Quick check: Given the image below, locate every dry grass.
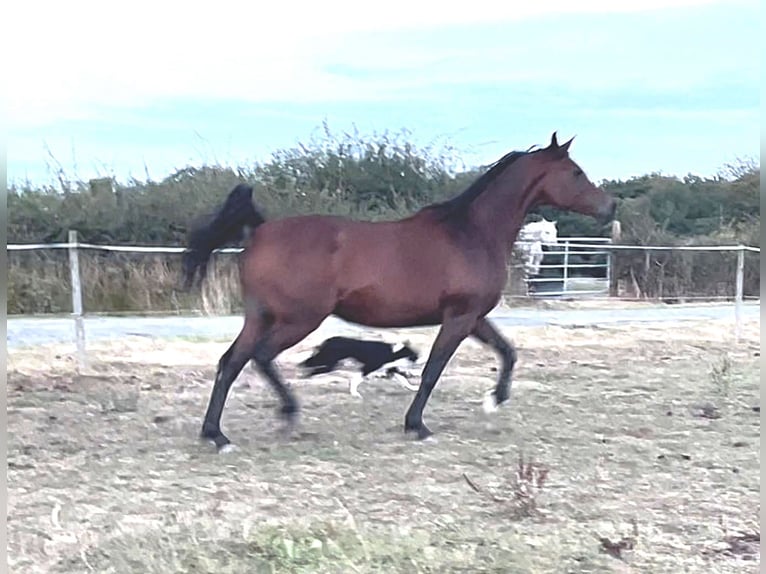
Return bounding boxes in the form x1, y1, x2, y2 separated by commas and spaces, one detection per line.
7, 251, 243, 316
7, 315, 761, 573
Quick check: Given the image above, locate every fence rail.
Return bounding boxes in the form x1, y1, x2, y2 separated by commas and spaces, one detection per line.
7, 234, 760, 370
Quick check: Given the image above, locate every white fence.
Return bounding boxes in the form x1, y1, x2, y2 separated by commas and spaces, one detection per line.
514, 237, 612, 297
7, 233, 760, 369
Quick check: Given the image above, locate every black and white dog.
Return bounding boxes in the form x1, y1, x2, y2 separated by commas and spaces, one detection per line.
299, 336, 420, 397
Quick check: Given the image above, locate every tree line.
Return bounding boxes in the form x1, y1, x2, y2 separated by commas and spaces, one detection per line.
7, 126, 760, 313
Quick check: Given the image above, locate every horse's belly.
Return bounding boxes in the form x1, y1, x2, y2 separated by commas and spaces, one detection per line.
333, 286, 443, 328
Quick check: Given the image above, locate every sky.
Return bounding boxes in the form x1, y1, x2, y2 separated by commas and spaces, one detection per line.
6, 0, 760, 187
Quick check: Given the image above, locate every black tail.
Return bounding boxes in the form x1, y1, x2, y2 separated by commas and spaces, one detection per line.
181, 184, 266, 290
298, 353, 322, 368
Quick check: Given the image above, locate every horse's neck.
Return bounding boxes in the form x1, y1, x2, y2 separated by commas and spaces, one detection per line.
469, 168, 543, 255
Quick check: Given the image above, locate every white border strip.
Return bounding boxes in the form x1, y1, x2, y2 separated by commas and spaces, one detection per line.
6, 241, 760, 254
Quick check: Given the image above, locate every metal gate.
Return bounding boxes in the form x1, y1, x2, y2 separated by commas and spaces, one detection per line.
520, 237, 612, 298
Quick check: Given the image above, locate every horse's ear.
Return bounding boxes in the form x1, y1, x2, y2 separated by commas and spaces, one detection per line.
549, 131, 559, 149
561, 136, 575, 153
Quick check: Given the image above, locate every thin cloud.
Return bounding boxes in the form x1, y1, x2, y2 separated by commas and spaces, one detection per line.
6, 0, 757, 184
7, 0, 742, 126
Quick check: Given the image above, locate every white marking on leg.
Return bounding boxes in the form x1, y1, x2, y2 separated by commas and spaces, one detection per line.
482, 390, 499, 414
393, 372, 419, 392
50, 503, 62, 529
349, 373, 365, 398
218, 443, 238, 454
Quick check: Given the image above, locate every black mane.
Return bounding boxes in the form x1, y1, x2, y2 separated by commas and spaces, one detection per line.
424, 149, 530, 222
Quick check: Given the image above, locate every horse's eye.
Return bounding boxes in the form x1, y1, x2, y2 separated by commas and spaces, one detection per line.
574, 168, 583, 177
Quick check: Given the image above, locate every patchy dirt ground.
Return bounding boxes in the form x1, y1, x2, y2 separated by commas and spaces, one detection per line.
7, 314, 761, 573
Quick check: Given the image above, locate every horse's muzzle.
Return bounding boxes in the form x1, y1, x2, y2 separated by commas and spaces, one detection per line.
597, 197, 617, 225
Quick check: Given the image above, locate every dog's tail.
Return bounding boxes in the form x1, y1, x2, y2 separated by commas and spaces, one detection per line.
181, 184, 266, 290
298, 352, 321, 368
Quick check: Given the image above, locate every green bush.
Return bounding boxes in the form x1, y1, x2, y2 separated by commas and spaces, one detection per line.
7, 124, 760, 313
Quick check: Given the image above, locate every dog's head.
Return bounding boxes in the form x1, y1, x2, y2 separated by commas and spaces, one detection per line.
393, 340, 419, 363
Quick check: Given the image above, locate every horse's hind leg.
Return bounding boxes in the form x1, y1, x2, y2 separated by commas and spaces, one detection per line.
201, 320, 262, 450
251, 316, 327, 430
471, 317, 517, 413
201, 313, 323, 451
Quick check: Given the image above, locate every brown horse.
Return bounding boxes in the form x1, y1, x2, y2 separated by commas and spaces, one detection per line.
183, 132, 616, 451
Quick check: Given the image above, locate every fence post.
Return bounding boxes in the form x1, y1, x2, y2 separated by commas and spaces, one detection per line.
562, 241, 570, 296
68, 230, 87, 371
734, 245, 744, 344
608, 220, 621, 297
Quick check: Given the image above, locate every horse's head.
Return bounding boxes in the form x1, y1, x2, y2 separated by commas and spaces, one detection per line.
531, 133, 616, 224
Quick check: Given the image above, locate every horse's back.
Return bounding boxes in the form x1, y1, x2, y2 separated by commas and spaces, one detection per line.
240, 212, 503, 326
331, 216, 503, 326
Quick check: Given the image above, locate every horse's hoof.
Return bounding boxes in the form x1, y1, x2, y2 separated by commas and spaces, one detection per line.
405, 424, 433, 441
482, 390, 499, 414
278, 403, 299, 422
218, 443, 238, 455
200, 427, 221, 444
278, 422, 300, 440
277, 405, 299, 437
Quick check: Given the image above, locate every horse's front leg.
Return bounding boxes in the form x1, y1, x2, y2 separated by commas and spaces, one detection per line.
471, 317, 517, 412
404, 311, 478, 440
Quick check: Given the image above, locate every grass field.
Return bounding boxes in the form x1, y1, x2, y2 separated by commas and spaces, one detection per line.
7, 314, 761, 573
